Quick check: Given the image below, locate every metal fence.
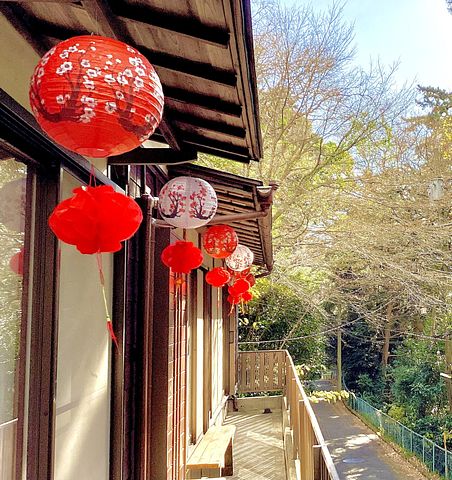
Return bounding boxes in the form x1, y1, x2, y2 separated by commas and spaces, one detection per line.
344, 389, 452, 479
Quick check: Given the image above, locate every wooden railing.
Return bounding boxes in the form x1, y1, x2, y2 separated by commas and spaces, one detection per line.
237, 350, 286, 393
237, 350, 339, 480
0, 418, 17, 480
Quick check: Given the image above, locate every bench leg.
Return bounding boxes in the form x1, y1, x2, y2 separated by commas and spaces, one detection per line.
221, 440, 233, 476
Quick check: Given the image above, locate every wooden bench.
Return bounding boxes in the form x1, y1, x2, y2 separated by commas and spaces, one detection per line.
186, 425, 236, 478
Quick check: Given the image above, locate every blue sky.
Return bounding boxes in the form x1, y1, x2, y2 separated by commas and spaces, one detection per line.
281, 0, 452, 90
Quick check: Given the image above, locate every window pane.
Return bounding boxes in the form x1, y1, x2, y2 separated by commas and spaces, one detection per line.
54, 172, 113, 480
0, 156, 27, 480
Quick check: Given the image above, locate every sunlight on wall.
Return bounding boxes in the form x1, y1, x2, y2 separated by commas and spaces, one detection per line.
54, 172, 112, 480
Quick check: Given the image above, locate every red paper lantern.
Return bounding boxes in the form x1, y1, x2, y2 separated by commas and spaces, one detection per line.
206, 267, 231, 287
30, 35, 164, 157
229, 278, 250, 296
227, 294, 241, 305
245, 273, 256, 288
49, 185, 143, 254
242, 291, 253, 302
202, 225, 238, 259
9, 248, 24, 275
161, 241, 203, 274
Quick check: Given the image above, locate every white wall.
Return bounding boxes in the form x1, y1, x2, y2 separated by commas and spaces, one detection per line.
54, 172, 113, 480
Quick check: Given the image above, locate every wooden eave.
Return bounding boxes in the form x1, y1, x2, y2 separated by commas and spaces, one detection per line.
0, 0, 263, 164
168, 163, 273, 273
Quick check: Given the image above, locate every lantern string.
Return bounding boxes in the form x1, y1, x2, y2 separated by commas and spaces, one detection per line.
96, 252, 119, 350
89, 162, 97, 187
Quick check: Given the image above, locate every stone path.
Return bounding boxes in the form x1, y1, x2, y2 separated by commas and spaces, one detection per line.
312, 380, 425, 479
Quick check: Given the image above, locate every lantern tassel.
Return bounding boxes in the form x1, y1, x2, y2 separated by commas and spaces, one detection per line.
96, 253, 119, 350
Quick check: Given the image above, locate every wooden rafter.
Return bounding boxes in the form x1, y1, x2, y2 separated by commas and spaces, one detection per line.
79, 0, 183, 151
164, 86, 242, 118
108, 147, 197, 166
105, 3, 230, 48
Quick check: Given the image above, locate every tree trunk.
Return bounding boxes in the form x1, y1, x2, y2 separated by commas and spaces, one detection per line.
337, 327, 342, 391
446, 336, 452, 413
382, 301, 394, 375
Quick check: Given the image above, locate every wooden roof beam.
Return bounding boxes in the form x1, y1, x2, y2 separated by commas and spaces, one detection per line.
164, 87, 242, 118
111, 3, 230, 48
80, 0, 183, 151
108, 147, 197, 166
0, 3, 52, 56
171, 111, 246, 139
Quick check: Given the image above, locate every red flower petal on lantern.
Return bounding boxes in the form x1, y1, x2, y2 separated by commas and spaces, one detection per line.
202, 225, 238, 259
229, 278, 250, 296
161, 240, 203, 274
49, 185, 143, 254
206, 267, 231, 287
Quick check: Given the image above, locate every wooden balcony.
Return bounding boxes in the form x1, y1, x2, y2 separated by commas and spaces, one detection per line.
233, 350, 339, 480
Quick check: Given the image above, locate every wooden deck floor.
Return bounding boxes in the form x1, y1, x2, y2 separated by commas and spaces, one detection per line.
222, 409, 287, 480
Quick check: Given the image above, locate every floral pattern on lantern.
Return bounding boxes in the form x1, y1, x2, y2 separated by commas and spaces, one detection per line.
202, 224, 238, 259
49, 185, 143, 254
206, 267, 231, 287
161, 241, 203, 274
158, 176, 217, 229
225, 244, 254, 272
30, 35, 164, 157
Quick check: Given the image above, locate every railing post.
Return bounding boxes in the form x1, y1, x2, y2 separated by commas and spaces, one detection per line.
313, 445, 321, 480
291, 378, 299, 460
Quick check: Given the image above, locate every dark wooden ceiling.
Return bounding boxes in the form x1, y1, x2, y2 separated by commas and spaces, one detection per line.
168, 163, 273, 272
0, 0, 263, 164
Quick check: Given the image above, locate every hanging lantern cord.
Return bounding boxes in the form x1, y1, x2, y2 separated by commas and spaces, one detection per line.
96, 252, 119, 350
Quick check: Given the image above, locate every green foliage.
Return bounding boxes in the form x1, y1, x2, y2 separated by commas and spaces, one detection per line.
239, 278, 327, 378
308, 390, 349, 404
390, 340, 447, 419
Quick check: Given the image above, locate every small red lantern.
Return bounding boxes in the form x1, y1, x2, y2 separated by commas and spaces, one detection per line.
245, 273, 256, 288
227, 294, 241, 305
30, 35, 164, 157
229, 278, 250, 296
206, 267, 231, 287
9, 248, 24, 275
202, 225, 238, 259
161, 241, 203, 274
49, 185, 143, 254
242, 291, 253, 302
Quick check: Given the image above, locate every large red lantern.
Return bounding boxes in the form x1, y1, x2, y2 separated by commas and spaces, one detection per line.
158, 177, 217, 229
49, 185, 143, 254
161, 241, 203, 274
30, 35, 164, 157
227, 294, 241, 305
202, 225, 238, 259
206, 267, 231, 287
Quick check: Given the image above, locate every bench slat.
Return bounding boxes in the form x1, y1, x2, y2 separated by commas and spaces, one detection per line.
187, 425, 236, 469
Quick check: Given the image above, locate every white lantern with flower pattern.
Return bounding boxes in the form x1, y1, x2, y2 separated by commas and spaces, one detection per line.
225, 244, 254, 272
158, 176, 217, 229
